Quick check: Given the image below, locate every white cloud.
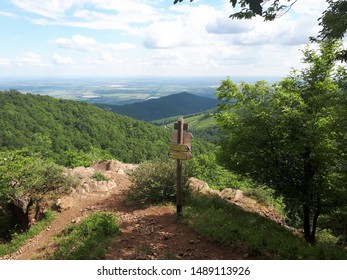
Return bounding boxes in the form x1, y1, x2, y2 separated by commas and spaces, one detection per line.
0, 11, 18, 18
51, 34, 97, 52
206, 17, 253, 34
16, 52, 47, 67
11, 0, 75, 19
5, 0, 334, 77
52, 53, 74, 65
12, 0, 163, 32
92, 0, 160, 23
50, 34, 136, 52
143, 4, 220, 49
0, 58, 11, 66
152, 49, 181, 60
143, 21, 186, 49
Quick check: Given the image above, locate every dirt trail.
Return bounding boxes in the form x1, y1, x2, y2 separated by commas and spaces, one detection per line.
1, 162, 247, 260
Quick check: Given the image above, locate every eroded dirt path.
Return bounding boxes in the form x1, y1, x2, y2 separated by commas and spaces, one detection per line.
1, 162, 246, 260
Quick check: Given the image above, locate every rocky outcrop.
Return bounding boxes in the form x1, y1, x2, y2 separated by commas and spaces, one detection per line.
187, 178, 218, 195
57, 160, 138, 211
8, 196, 32, 231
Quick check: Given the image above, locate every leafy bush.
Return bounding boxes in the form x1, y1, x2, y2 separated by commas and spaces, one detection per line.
0, 149, 75, 204
0, 149, 77, 231
62, 148, 112, 168
126, 159, 191, 206
188, 152, 283, 211
49, 212, 120, 260
90, 172, 110, 182
188, 152, 250, 190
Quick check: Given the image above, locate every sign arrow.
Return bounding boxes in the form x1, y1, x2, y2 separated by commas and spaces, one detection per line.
170, 143, 190, 152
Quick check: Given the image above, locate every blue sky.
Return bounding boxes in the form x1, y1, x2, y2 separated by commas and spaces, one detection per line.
0, 0, 337, 77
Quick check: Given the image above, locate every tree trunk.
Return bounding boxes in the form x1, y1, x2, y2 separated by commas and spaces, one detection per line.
302, 204, 312, 243
311, 207, 320, 244
302, 147, 316, 244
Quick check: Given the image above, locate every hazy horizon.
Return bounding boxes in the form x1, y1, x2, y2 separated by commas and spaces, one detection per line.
0, 75, 282, 105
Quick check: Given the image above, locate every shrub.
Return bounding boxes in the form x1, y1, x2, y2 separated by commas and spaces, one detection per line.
125, 159, 191, 205
0, 149, 77, 231
188, 152, 250, 190
188, 152, 284, 212
90, 172, 110, 182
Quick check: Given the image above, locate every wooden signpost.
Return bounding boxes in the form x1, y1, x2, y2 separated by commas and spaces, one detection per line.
169, 117, 192, 216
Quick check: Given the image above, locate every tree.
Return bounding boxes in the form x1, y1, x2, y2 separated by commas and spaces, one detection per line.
0, 150, 75, 231
215, 40, 347, 243
317, 0, 347, 61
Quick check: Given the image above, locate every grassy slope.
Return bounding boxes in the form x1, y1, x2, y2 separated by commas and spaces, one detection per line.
152, 110, 219, 144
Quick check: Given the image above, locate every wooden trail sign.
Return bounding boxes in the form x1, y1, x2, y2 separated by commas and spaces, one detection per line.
171, 132, 193, 146
169, 117, 192, 216
170, 143, 190, 152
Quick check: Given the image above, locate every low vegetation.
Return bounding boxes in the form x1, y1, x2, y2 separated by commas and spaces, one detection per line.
90, 172, 110, 182
49, 212, 120, 260
125, 159, 191, 206
126, 158, 347, 259
185, 194, 347, 260
189, 152, 283, 212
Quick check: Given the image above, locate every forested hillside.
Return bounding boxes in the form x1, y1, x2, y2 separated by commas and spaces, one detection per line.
96, 92, 218, 121
0, 90, 211, 166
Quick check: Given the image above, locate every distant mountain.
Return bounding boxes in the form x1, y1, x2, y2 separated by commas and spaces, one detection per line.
96, 92, 219, 121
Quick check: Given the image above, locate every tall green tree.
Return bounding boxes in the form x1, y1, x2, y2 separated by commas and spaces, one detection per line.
215, 40, 347, 243
317, 0, 347, 61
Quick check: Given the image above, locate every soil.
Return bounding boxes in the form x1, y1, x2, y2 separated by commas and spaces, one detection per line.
0, 163, 249, 260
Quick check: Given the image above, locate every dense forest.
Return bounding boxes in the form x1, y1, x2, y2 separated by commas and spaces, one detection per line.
0, 90, 212, 167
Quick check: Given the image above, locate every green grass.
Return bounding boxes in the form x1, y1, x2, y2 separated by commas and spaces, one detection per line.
151, 110, 215, 125
185, 194, 347, 260
0, 210, 55, 257
49, 212, 120, 260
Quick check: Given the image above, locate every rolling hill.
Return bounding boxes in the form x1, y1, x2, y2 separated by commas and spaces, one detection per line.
96, 92, 219, 121
0, 90, 213, 166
